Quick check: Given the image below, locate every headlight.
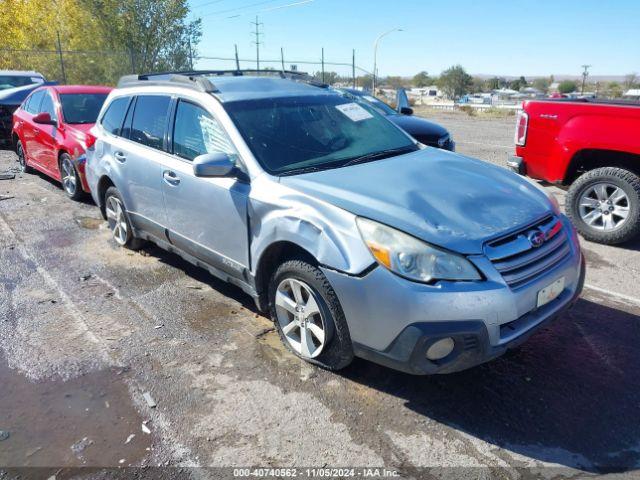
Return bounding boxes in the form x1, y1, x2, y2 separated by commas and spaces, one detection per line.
356, 218, 481, 283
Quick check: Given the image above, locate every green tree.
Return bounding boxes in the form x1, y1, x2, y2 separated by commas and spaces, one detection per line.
486, 77, 501, 90
624, 73, 638, 89
384, 76, 405, 89
558, 80, 578, 94
412, 71, 431, 87
437, 65, 473, 99
532, 77, 550, 93
510, 75, 528, 91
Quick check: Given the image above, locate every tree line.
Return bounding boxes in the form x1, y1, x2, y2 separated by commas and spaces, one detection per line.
0, 0, 201, 85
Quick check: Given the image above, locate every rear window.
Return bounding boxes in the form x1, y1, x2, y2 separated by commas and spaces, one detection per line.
101, 97, 130, 135
130, 95, 171, 150
60, 93, 109, 124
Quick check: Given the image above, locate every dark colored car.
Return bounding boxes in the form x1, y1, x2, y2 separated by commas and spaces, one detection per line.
0, 70, 50, 148
335, 87, 455, 151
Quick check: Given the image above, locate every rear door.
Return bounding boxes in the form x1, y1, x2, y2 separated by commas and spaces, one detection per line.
159, 98, 250, 276
115, 94, 171, 238
21, 89, 45, 164
36, 90, 60, 175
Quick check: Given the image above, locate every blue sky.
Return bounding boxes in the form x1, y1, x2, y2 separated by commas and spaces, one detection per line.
188, 0, 639, 78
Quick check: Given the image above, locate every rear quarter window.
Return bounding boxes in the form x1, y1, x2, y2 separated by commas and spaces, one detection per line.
100, 96, 130, 135
130, 95, 171, 150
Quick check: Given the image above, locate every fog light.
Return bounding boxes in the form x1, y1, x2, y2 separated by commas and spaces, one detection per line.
426, 338, 455, 360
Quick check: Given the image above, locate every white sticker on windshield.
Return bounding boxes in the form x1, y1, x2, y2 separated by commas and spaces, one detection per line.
335, 102, 373, 122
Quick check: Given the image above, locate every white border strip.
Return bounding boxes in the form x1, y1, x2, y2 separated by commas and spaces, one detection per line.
584, 283, 640, 307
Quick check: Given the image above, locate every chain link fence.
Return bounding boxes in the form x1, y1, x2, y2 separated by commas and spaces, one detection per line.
0, 47, 372, 87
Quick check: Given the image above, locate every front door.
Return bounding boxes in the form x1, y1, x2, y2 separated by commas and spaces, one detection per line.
160, 99, 250, 277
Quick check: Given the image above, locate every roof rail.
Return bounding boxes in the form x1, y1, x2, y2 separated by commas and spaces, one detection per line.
117, 73, 218, 93
124, 69, 329, 88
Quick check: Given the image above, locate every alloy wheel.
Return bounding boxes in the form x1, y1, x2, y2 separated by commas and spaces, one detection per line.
61, 157, 77, 196
275, 278, 326, 359
105, 196, 128, 246
579, 182, 630, 231
17, 143, 26, 171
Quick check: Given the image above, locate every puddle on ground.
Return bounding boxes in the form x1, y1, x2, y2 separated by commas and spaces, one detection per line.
0, 358, 151, 468
74, 216, 103, 230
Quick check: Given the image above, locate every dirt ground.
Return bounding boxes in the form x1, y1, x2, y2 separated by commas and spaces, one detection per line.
1, 111, 639, 479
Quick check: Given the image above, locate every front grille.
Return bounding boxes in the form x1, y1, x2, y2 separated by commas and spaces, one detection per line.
485, 215, 571, 289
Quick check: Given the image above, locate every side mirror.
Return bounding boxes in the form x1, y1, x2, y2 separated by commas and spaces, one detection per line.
193, 152, 237, 178
399, 107, 414, 116
33, 112, 57, 126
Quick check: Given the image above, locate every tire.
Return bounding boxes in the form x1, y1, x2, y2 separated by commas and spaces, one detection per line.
104, 186, 145, 250
268, 259, 354, 371
566, 167, 640, 245
16, 140, 33, 174
59, 153, 84, 201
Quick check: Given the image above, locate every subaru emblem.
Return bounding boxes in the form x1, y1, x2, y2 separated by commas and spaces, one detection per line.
527, 230, 546, 248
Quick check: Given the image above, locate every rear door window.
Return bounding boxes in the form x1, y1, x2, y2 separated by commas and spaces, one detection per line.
25, 90, 45, 115
100, 96, 130, 136
130, 95, 171, 150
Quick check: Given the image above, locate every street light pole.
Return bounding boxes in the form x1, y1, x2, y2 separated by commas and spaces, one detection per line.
372, 27, 402, 95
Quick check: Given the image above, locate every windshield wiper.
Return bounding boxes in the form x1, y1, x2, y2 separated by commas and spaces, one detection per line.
340, 146, 418, 168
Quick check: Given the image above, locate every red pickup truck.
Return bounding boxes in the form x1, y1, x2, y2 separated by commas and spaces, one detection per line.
509, 99, 640, 244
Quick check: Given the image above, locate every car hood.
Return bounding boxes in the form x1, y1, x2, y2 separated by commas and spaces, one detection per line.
280, 149, 553, 254
389, 114, 449, 142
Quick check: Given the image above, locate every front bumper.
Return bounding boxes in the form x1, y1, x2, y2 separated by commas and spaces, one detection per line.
507, 155, 526, 175
321, 218, 584, 374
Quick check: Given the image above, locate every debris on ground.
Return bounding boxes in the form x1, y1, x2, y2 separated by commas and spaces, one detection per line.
141, 422, 151, 435
70, 437, 93, 456
187, 285, 203, 290
0, 195, 14, 201
0, 430, 10, 441
0, 173, 15, 180
143, 392, 157, 408
154, 324, 164, 329
79, 274, 93, 281
125, 434, 135, 444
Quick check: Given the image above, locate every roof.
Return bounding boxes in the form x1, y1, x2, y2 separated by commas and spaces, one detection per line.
624, 89, 640, 97
209, 76, 334, 103
52, 85, 113, 94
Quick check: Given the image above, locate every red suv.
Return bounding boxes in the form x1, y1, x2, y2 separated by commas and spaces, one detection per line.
12, 85, 112, 200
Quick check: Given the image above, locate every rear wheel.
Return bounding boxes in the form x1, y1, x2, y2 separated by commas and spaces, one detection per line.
16, 140, 33, 174
566, 167, 640, 244
269, 259, 353, 371
104, 187, 145, 250
60, 153, 84, 200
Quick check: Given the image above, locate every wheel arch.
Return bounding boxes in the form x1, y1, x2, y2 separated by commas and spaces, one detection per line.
96, 175, 116, 219
253, 241, 318, 312
564, 149, 640, 184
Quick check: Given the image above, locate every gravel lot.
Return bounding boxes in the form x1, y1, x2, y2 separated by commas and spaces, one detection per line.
1, 112, 639, 479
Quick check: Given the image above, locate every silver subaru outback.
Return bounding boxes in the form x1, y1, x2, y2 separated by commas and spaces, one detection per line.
86, 71, 584, 374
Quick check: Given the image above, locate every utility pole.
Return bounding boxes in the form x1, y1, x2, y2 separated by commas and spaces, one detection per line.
352, 49, 356, 88
56, 30, 67, 84
281, 47, 285, 72
581, 64, 591, 95
188, 37, 193, 71
234, 44, 240, 71
250, 16, 263, 71
321, 48, 325, 83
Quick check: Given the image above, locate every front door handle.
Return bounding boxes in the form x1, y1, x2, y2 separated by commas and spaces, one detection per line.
163, 170, 180, 186
114, 151, 127, 163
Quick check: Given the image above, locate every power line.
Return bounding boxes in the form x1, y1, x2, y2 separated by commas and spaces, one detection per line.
199, 0, 280, 18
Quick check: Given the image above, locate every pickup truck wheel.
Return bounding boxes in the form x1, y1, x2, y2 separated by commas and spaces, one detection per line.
269, 259, 354, 371
566, 167, 640, 244
104, 187, 145, 250
16, 141, 33, 174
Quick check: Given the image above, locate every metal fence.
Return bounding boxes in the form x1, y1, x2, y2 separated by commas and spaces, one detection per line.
0, 46, 372, 87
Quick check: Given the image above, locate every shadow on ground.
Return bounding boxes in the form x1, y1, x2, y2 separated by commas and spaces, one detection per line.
340, 298, 640, 474
133, 242, 640, 474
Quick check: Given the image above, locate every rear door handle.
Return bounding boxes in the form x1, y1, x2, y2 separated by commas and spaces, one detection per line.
163, 170, 180, 186
114, 151, 126, 163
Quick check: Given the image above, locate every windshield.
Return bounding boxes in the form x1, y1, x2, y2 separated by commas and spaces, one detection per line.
60, 93, 109, 124
343, 91, 398, 116
0, 75, 43, 91
225, 95, 417, 175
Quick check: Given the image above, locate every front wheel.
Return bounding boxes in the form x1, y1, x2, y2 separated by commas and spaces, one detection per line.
269, 259, 353, 371
566, 167, 640, 244
104, 187, 145, 250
